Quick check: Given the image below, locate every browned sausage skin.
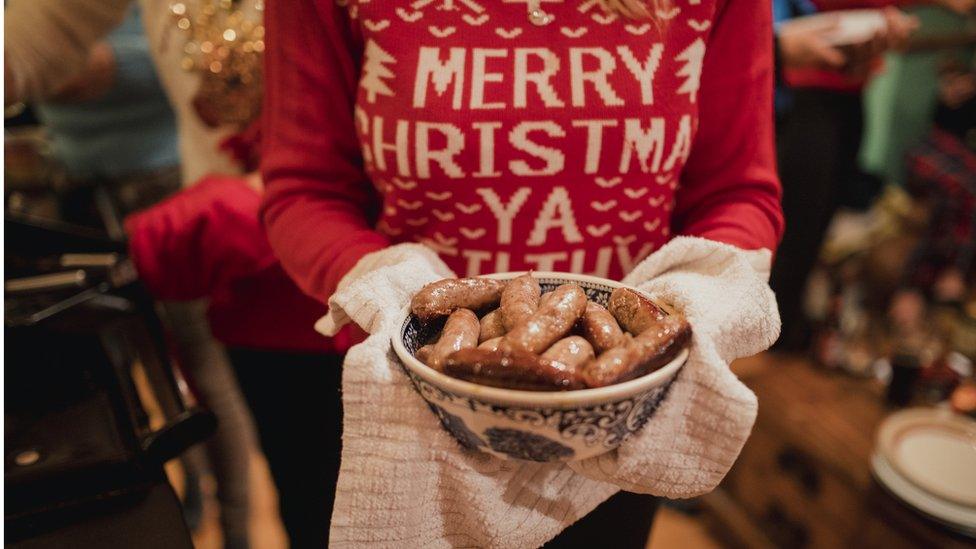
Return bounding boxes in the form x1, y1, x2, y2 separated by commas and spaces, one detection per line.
443, 348, 585, 391
410, 278, 507, 321
581, 313, 692, 387
542, 336, 595, 369
607, 287, 667, 335
413, 277, 692, 391
500, 273, 541, 331
500, 284, 587, 354
426, 309, 480, 370
538, 290, 557, 310
479, 309, 506, 342
478, 337, 503, 351
415, 344, 434, 364
579, 301, 627, 353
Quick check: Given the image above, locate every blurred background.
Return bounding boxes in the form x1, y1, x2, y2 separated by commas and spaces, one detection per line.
4, 1, 975, 548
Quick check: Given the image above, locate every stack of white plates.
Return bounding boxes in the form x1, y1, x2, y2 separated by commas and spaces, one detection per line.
871, 408, 976, 537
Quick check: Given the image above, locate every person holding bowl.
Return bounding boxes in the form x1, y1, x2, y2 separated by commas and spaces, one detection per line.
261, 0, 784, 546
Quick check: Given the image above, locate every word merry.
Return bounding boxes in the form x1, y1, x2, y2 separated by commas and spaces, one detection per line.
404, 44, 704, 110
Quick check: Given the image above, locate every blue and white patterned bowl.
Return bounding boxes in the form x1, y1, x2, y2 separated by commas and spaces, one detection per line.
392, 272, 689, 462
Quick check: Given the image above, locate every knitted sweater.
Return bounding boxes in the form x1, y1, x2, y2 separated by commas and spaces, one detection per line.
261, 0, 784, 302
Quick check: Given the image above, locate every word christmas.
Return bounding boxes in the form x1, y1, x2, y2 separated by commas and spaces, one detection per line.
356, 43, 703, 180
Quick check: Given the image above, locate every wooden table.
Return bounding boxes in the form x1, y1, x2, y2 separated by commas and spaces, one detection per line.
699, 353, 975, 549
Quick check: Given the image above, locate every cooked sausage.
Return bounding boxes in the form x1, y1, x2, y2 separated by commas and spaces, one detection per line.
579, 301, 627, 353
500, 284, 588, 354
581, 314, 692, 388
427, 309, 480, 370
415, 344, 435, 364
607, 287, 667, 335
479, 309, 506, 342
500, 273, 541, 331
542, 336, 595, 370
411, 278, 507, 321
538, 290, 557, 309
443, 348, 585, 391
478, 336, 503, 351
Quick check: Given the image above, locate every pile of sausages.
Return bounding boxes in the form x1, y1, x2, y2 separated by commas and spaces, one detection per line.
410, 274, 692, 391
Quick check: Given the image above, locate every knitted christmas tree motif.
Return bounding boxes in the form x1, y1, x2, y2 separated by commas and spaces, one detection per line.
361, 39, 397, 103
674, 38, 705, 103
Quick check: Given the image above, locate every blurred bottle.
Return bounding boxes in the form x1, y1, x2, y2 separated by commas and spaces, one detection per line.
887, 351, 921, 406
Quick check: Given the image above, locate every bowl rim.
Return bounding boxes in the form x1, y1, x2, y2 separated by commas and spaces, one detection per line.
392, 271, 689, 408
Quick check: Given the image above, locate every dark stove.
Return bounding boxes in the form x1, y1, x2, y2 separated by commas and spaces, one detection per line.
5, 215, 215, 548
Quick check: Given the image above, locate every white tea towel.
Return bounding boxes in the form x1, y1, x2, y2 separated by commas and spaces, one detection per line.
318, 237, 780, 547
315, 244, 454, 336
570, 237, 779, 496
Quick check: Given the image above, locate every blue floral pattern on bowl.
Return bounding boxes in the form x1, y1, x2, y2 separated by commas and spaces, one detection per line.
426, 403, 486, 451
484, 427, 574, 462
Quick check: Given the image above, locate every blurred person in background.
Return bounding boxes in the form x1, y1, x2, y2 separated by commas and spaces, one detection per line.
5, 0, 246, 183
891, 56, 976, 342
6, 1, 348, 545
5, 2, 262, 547
123, 160, 352, 548
769, 0, 930, 350
20, 6, 227, 536
31, 5, 181, 229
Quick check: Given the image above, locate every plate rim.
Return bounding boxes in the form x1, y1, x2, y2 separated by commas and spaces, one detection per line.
871, 453, 976, 536
876, 407, 976, 508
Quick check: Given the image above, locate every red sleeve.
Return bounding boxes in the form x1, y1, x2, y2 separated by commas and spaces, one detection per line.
259, 0, 390, 304
671, 0, 784, 253
126, 176, 276, 301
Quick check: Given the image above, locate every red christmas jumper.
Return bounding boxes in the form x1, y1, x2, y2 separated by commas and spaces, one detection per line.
261, 0, 785, 304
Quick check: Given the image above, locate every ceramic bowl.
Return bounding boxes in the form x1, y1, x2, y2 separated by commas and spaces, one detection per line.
392, 272, 689, 462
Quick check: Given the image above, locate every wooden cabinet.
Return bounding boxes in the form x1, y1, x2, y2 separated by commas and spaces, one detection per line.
700, 355, 975, 549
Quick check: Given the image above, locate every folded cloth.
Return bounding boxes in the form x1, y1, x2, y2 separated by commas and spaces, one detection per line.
318, 237, 780, 547
570, 237, 779, 496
